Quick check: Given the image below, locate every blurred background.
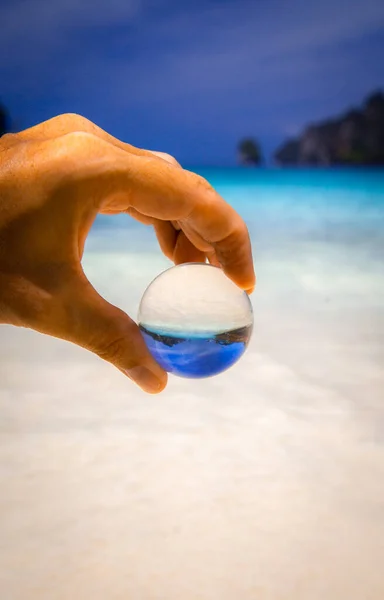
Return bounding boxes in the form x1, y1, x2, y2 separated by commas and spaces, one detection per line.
1, 0, 383, 165
1, 2, 384, 600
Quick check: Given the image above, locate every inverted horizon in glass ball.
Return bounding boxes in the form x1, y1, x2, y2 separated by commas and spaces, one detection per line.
138, 263, 253, 379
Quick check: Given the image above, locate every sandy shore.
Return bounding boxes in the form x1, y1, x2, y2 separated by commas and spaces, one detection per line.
1, 229, 384, 599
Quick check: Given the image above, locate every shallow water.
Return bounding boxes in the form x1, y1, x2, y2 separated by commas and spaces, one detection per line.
1, 168, 384, 600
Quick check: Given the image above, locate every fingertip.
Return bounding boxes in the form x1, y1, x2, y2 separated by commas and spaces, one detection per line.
150, 369, 168, 394
213, 227, 256, 296
224, 268, 256, 295
124, 365, 168, 394
245, 272, 257, 295
149, 376, 168, 395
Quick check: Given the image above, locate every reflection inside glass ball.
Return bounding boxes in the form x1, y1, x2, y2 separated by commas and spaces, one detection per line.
138, 263, 253, 379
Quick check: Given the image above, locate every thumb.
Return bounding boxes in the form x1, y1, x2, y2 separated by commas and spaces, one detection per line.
61, 278, 167, 394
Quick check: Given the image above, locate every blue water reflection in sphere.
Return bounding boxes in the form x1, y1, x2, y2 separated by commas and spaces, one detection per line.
138, 263, 253, 379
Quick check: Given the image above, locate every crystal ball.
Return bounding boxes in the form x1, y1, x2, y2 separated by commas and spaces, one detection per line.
138, 263, 253, 379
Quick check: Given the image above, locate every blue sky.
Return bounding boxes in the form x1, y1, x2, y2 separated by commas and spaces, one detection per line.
1, 0, 384, 165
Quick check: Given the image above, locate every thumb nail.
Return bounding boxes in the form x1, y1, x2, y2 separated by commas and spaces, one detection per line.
124, 366, 165, 394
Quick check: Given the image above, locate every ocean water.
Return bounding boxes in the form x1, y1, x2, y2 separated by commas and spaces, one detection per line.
92, 167, 384, 248
1, 168, 384, 600
139, 325, 252, 378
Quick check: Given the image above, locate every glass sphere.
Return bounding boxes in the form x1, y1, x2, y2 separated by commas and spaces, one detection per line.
138, 263, 253, 379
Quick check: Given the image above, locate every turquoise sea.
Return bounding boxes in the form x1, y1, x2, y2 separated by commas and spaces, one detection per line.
91, 167, 384, 255
1, 168, 384, 599
88, 166, 384, 321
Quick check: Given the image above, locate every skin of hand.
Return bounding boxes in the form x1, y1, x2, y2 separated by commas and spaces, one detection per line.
0, 114, 256, 394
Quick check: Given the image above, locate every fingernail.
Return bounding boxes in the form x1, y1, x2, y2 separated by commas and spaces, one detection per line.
125, 366, 165, 394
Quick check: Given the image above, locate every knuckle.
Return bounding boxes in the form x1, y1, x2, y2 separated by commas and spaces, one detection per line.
49, 112, 90, 130
159, 152, 180, 167
216, 221, 247, 252
96, 336, 128, 364
61, 130, 98, 148
95, 318, 139, 367
235, 220, 249, 242
191, 173, 215, 194
233, 218, 248, 237
40, 131, 101, 165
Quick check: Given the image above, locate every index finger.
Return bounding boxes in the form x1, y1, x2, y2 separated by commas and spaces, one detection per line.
55, 134, 255, 292
119, 155, 256, 292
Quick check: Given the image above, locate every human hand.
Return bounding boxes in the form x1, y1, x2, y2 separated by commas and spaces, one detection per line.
0, 114, 255, 393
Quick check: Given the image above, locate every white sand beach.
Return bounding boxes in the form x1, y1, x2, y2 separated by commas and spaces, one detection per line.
1, 198, 384, 599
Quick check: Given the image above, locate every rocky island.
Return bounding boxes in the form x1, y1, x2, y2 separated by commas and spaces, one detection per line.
237, 138, 262, 166
275, 91, 384, 166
